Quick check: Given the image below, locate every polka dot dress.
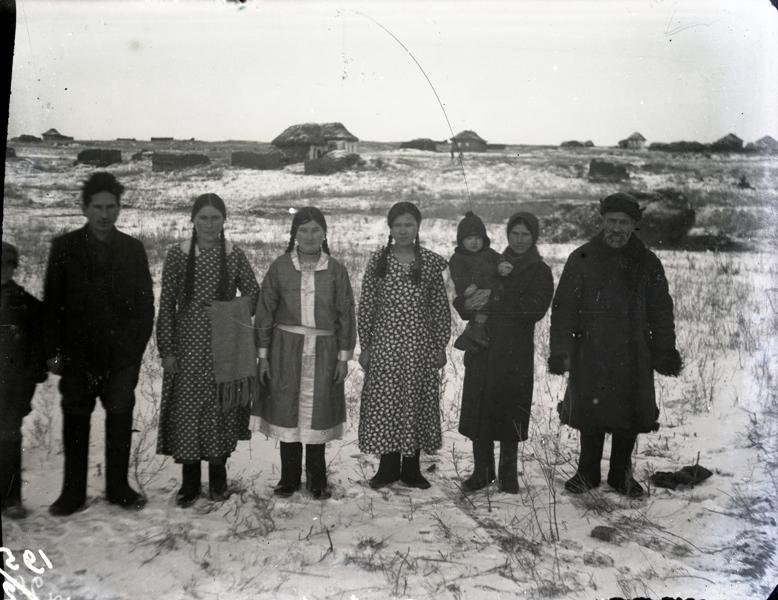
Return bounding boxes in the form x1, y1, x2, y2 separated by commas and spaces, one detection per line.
156, 243, 259, 462
357, 247, 450, 455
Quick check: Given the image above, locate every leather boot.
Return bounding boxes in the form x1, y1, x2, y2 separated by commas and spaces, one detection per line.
1, 437, 27, 519
401, 450, 430, 489
50, 413, 91, 516
565, 431, 605, 494
369, 452, 401, 489
462, 439, 495, 492
176, 462, 201, 507
208, 457, 229, 501
105, 411, 146, 510
305, 444, 331, 500
607, 434, 644, 498
274, 442, 302, 497
498, 441, 519, 494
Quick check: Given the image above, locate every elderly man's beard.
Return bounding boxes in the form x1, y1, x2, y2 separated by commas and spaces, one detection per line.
604, 230, 631, 248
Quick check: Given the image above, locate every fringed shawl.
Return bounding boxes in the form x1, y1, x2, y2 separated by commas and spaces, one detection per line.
208, 296, 258, 412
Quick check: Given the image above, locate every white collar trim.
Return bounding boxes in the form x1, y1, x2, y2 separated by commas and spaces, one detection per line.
290, 251, 330, 272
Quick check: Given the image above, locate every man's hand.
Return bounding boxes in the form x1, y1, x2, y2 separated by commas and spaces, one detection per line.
46, 355, 64, 376
547, 354, 570, 375
162, 356, 178, 373
497, 261, 514, 276
333, 360, 348, 384
258, 357, 270, 385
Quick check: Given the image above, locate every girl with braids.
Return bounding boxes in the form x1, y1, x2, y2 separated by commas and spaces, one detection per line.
252, 207, 356, 500
357, 202, 450, 490
156, 194, 259, 507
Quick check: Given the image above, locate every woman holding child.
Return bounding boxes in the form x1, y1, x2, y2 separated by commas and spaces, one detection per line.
452, 211, 553, 494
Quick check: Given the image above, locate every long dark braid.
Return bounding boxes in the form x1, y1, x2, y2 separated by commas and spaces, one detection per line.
375, 233, 393, 278
217, 230, 230, 301
322, 237, 331, 255
183, 227, 198, 306
410, 234, 422, 284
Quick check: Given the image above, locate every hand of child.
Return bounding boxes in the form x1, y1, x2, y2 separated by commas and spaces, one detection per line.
463, 283, 478, 297
498, 261, 513, 276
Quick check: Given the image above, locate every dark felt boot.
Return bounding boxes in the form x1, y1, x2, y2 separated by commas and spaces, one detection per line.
305, 444, 331, 500
401, 450, 430, 489
498, 441, 519, 494
565, 432, 605, 494
208, 457, 229, 501
105, 411, 146, 510
462, 439, 495, 492
369, 452, 401, 489
1, 438, 27, 519
274, 442, 302, 497
176, 462, 201, 507
50, 413, 91, 516
607, 434, 644, 498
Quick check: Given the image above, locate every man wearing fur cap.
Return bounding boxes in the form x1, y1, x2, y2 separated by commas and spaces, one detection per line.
548, 192, 682, 498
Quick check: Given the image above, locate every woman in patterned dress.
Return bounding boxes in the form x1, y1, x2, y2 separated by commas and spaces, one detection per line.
156, 194, 259, 507
358, 202, 451, 490
252, 207, 356, 500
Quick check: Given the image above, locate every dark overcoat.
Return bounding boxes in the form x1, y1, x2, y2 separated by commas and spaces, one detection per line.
43, 225, 155, 371
454, 250, 553, 442
550, 232, 677, 434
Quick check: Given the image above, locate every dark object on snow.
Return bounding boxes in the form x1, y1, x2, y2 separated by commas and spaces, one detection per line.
304, 150, 362, 175
710, 133, 744, 153
152, 152, 210, 171
630, 189, 696, 248
588, 158, 629, 182
590, 525, 621, 543
736, 175, 754, 190
6, 146, 16, 159
400, 138, 438, 152
231, 150, 283, 170
77, 149, 122, 167
649, 464, 713, 490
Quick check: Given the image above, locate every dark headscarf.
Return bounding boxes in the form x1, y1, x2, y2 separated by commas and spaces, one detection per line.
506, 211, 540, 244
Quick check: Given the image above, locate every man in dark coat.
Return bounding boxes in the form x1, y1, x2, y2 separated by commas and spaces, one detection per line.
44, 172, 154, 515
1, 242, 47, 519
548, 193, 682, 498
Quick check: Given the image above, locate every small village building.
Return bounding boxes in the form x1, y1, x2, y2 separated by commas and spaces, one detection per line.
399, 138, 438, 152
618, 132, 646, 150
41, 128, 74, 142
272, 123, 359, 163
710, 133, 743, 152
753, 135, 778, 154
451, 130, 487, 152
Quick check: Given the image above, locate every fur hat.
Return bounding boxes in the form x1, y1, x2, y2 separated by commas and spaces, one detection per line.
457, 211, 490, 248
506, 212, 540, 244
600, 192, 643, 222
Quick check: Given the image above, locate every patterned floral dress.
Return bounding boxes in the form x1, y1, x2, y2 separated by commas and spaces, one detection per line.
358, 247, 451, 455
156, 241, 259, 462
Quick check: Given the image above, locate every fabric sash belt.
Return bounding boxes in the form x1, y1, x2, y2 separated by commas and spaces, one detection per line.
276, 324, 334, 337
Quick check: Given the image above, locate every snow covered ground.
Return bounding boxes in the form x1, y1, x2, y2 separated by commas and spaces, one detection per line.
2, 149, 777, 599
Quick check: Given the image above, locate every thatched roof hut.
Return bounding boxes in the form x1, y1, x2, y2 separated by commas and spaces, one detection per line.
399, 138, 438, 152
618, 132, 646, 149
272, 123, 359, 162
710, 133, 743, 152
41, 128, 74, 142
451, 130, 487, 152
753, 135, 778, 154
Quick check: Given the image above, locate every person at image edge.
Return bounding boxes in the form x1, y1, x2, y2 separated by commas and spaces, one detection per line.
549, 192, 683, 498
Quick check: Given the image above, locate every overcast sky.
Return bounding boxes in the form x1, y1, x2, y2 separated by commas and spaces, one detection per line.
7, 0, 778, 145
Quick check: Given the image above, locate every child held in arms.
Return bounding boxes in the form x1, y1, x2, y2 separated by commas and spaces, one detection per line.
0, 241, 47, 519
448, 212, 514, 352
